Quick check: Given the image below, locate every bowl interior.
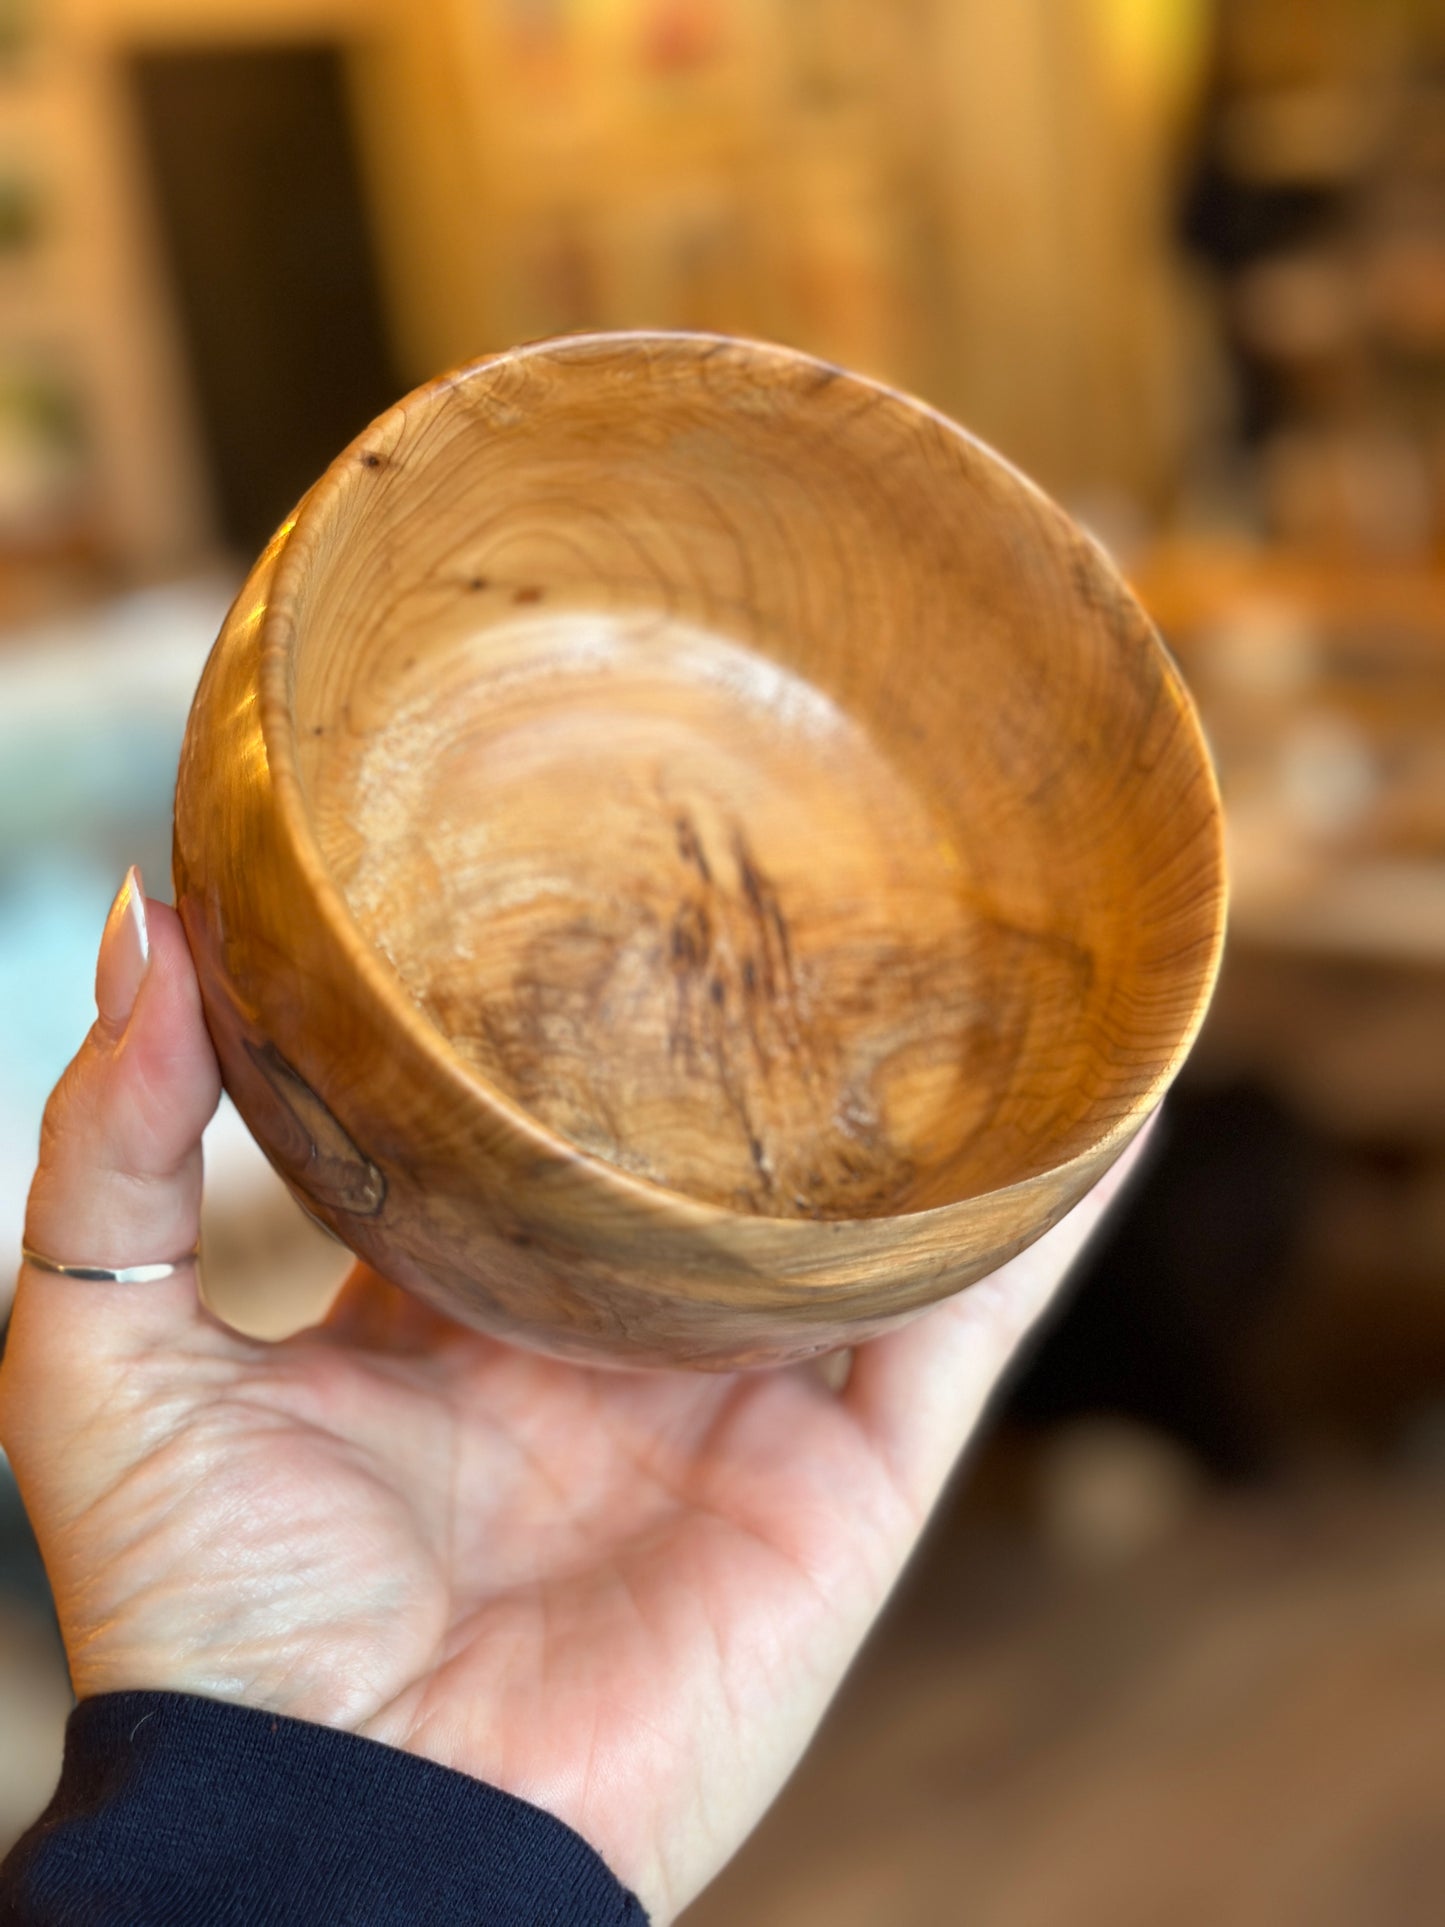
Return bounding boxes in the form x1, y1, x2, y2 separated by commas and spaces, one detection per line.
281, 336, 1223, 1221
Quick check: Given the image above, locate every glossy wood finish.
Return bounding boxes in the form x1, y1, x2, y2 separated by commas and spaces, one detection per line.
173, 333, 1226, 1369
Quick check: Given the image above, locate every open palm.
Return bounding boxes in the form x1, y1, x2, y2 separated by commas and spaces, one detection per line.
0, 883, 1142, 1922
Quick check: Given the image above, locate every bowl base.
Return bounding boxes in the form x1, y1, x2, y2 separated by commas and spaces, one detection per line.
314, 604, 996, 1220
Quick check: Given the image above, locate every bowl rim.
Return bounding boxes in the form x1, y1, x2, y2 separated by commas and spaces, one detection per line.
256, 329, 1228, 1233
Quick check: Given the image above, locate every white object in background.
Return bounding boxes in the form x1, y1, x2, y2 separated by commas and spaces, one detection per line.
0, 577, 236, 1313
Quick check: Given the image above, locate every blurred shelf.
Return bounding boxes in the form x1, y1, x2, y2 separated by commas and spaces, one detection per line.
1134, 541, 1445, 973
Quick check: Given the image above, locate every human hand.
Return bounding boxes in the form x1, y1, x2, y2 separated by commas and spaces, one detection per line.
0, 872, 1148, 1923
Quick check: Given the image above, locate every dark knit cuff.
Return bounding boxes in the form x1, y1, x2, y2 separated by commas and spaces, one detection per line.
1, 1691, 647, 1925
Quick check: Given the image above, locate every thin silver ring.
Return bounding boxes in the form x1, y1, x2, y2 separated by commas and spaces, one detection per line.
21, 1242, 200, 1285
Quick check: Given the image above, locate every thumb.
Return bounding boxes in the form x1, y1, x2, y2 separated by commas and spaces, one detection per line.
6, 867, 223, 1379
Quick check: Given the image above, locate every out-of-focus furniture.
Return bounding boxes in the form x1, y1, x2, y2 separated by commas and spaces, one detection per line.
8, 0, 1219, 592
1136, 542, 1445, 971
0, 1, 215, 588
1135, 540, 1445, 1444
1187, 0, 1445, 564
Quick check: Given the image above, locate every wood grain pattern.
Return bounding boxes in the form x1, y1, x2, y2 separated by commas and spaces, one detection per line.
173, 332, 1226, 1368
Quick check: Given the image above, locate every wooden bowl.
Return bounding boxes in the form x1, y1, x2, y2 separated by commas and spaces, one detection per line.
174, 333, 1226, 1370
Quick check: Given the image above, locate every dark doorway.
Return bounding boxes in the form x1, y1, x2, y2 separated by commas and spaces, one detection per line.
128, 42, 401, 555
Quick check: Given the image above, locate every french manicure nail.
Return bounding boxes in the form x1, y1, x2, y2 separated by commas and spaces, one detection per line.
96, 865, 151, 1028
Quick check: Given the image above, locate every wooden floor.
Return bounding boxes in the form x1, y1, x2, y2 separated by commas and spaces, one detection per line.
682, 1462, 1445, 1927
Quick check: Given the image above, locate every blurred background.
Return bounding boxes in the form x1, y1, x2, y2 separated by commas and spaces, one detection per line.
2, 0, 1445, 1917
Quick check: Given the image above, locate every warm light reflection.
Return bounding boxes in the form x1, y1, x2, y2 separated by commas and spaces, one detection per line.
258, 519, 297, 568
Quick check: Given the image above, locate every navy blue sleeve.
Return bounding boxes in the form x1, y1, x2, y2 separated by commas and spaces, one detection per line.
0, 1692, 648, 1925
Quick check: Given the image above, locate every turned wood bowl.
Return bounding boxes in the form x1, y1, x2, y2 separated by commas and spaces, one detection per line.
174, 333, 1226, 1370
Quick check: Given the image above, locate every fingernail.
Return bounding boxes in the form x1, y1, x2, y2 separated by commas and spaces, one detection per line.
96, 865, 151, 1028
